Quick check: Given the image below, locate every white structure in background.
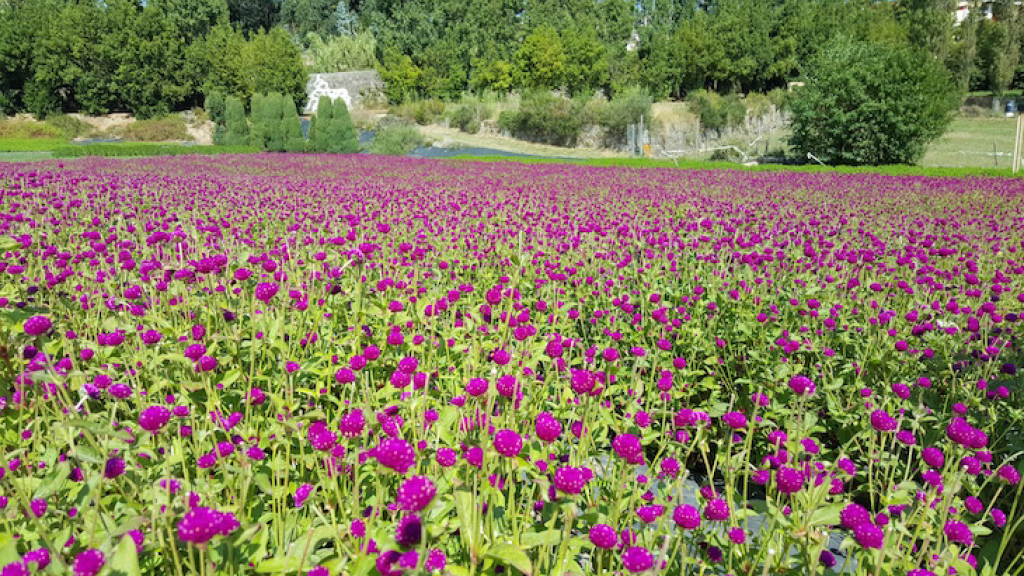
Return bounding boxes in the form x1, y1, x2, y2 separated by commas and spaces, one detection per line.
305, 75, 352, 115
955, 1, 1022, 25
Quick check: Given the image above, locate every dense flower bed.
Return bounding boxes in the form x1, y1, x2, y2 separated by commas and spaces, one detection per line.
0, 154, 1022, 576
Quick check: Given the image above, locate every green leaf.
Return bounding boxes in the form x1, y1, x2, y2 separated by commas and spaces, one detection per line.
33, 462, 70, 499
105, 534, 142, 576
255, 557, 305, 573
453, 488, 479, 557
521, 530, 561, 549
62, 419, 133, 442
220, 369, 242, 387
0, 534, 20, 567
484, 542, 532, 576
805, 502, 843, 528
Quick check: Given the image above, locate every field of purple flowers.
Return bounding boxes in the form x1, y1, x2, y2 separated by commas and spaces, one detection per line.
1, 154, 1023, 576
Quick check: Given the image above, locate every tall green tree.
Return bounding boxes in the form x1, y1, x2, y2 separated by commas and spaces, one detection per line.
789, 37, 957, 165
224, 95, 250, 145
327, 97, 359, 153
248, 27, 308, 112
308, 96, 333, 152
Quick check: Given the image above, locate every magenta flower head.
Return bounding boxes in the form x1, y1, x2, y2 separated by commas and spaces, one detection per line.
788, 375, 815, 396
23, 316, 52, 336
589, 524, 618, 549
840, 503, 871, 528
395, 515, 422, 547
493, 429, 523, 458
375, 438, 416, 474
425, 549, 446, 571
998, 464, 1021, 485
177, 507, 240, 543
621, 547, 654, 573
553, 466, 591, 494
612, 434, 645, 464
944, 520, 973, 546
775, 466, 806, 494
23, 548, 50, 570
104, 457, 126, 479
922, 446, 944, 468
673, 505, 701, 529
854, 523, 884, 549
722, 411, 747, 429
869, 410, 897, 432
466, 378, 489, 397
254, 282, 279, 303
703, 498, 730, 521
397, 476, 436, 511
533, 412, 562, 443
139, 405, 172, 432
72, 549, 105, 576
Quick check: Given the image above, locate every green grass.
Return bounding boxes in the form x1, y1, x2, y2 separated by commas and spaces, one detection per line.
50, 143, 260, 158
920, 116, 1023, 168
0, 138, 67, 152
445, 154, 1024, 179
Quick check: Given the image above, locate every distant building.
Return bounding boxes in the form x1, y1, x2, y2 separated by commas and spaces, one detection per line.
955, 1, 1022, 25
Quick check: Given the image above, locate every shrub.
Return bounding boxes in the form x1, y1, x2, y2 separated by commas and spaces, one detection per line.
789, 38, 958, 165
367, 123, 423, 155
0, 117, 64, 140
308, 97, 333, 153
449, 103, 486, 134
259, 93, 285, 152
499, 91, 583, 147
393, 99, 446, 125
601, 87, 653, 146
280, 96, 304, 152
205, 91, 226, 126
327, 97, 359, 153
224, 96, 250, 147
687, 90, 747, 133
113, 115, 192, 142
766, 87, 790, 112
45, 114, 94, 139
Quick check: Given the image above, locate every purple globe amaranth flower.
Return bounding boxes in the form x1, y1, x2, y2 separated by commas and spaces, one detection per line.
775, 466, 806, 494
553, 466, 591, 494
854, 523, 885, 549
29, 498, 46, 518
621, 547, 654, 573
23, 316, 52, 335
722, 411, 747, 429
104, 457, 126, 479
788, 375, 815, 396
435, 448, 457, 467
673, 504, 701, 529
869, 410, 898, 431
922, 446, 945, 468
397, 476, 436, 512
424, 549, 446, 571
944, 520, 973, 547
254, 282, 278, 302
375, 438, 416, 474
3, 561, 29, 576
612, 434, 645, 464
177, 507, 240, 543
493, 429, 523, 458
139, 405, 172, 432
703, 499, 730, 521
466, 378, 489, 397
998, 464, 1021, 485
72, 549, 105, 576
294, 484, 314, 508
23, 549, 49, 570
395, 515, 422, 547
636, 505, 665, 523
589, 524, 618, 549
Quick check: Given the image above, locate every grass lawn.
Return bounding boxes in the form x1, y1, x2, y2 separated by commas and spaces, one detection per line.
920, 116, 1021, 168
0, 138, 67, 152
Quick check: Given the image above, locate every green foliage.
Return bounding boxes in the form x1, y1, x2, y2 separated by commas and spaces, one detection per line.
260, 92, 285, 152
224, 96, 250, 146
687, 90, 748, 133
393, 99, 446, 126
789, 38, 958, 165
280, 95, 304, 152
379, 49, 425, 104
498, 91, 583, 147
205, 91, 226, 125
50, 143, 258, 158
248, 28, 308, 112
600, 87, 652, 146
227, 0, 279, 36
308, 97, 333, 152
515, 26, 566, 89
327, 97, 358, 153
449, 103, 487, 134
367, 123, 423, 155
0, 117, 65, 140
113, 115, 192, 142
279, 0, 338, 44
307, 31, 378, 73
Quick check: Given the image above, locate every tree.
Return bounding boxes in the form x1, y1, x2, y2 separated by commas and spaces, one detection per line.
280, 94, 305, 151
789, 38, 958, 165
515, 26, 566, 89
308, 96, 333, 152
205, 90, 226, 125
247, 27, 308, 112
327, 97, 358, 153
227, 0, 279, 36
261, 92, 285, 151
279, 0, 339, 43
224, 95, 250, 145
